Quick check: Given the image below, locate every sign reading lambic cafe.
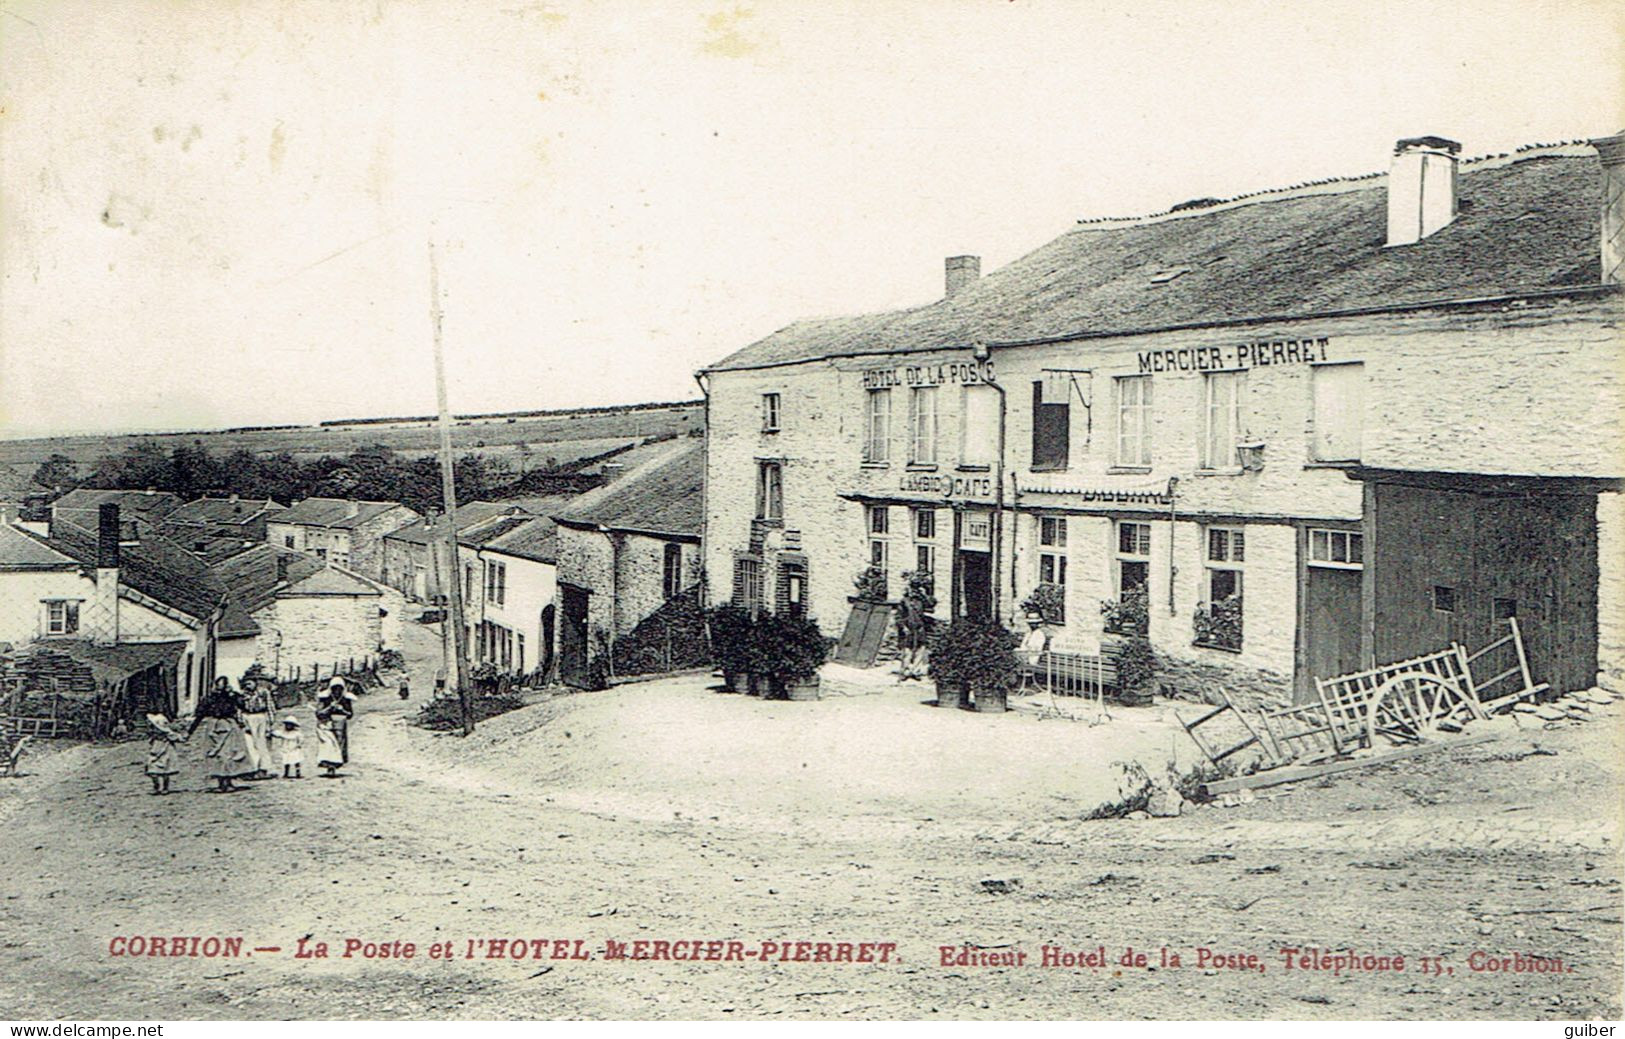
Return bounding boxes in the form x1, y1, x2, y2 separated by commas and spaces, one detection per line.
860, 358, 996, 389
899, 473, 995, 500
1136, 336, 1331, 374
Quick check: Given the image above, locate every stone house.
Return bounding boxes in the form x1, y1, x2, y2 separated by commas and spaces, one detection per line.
29, 504, 226, 716
382, 500, 545, 604
264, 497, 421, 585
700, 136, 1624, 706
159, 495, 286, 544
50, 488, 182, 535
550, 439, 703, 687
454, 515, 560, 681
214, 544, 406, 684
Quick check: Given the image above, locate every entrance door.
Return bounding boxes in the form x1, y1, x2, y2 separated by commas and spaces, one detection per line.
1298, 527, 1364, 702
959, 550, 992, 621
559, 584, 590, 688
539, 604, 556, 681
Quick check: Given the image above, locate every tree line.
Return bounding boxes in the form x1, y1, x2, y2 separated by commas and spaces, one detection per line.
32, 442, 524, 516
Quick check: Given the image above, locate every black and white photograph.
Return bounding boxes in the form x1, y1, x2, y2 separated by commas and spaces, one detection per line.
0, 0, 1621, 1024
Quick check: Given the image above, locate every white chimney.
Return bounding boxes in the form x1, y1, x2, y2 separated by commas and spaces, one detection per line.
1386, 136, 1461, 247
1594, 131, 1625, 286
945, 255, 981, 298
346, 499, 360, 518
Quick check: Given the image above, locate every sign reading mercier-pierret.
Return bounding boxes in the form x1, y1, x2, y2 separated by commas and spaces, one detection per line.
860, 358, 996, 389
1137, 336, 1331, 374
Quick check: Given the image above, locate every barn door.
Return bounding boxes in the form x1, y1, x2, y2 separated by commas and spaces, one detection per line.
1298, 527, 1364, 702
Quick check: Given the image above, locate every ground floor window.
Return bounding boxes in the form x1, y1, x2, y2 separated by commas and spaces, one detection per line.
662, 542, 683, 600
1195, 525, 1244, 650
734, 557, 765, 613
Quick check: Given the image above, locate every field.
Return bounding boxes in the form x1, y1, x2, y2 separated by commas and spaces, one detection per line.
0, 401, 704, 470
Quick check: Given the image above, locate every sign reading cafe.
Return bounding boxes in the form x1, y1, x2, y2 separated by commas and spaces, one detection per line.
860, 358, 996, 390
1137, 336, 1331, 374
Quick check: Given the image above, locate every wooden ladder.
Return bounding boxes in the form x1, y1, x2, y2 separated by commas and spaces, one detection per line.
1176, 692, 1276, 767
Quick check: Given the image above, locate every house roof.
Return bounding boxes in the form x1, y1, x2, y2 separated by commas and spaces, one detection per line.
481, 515, 559, 564
51, 488, 183, 531
0, 522, 79, 570
25, 639, 188, 687
47, 525, 226, 623
279, 566, 382, 598
553, 439, 704, 540
215, 544, 326, 623
458, 513, 535, 548
273, 497, 411, 529
383, 501, 533, 546
177, 535, 263, 567
163, 496, 285, 527
705, 149, 1606, 373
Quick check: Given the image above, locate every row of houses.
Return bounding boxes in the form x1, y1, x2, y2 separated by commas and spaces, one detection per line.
697, 134, 1625, 705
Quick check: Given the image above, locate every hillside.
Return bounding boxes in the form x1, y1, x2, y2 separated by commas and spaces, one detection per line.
0, 400, 704, 471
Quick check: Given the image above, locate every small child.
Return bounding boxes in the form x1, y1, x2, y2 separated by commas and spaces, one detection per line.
144, 712, 184, 795
398, 678, 410, 701
270, 716, 304, 779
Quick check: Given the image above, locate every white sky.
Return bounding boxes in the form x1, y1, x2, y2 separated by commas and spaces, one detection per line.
1, 0, 1621, 438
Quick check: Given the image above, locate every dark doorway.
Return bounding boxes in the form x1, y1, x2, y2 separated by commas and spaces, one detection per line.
1297, 527, 1364, 702
559, 584, 591, 688
958, 550, 992, 621
539, 603, 556, 682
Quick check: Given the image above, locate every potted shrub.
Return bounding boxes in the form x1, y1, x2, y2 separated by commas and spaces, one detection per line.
706, 604, 754, 693
1114, 636, 1158, 706
927, 619, 1021, 713
852, 565, 888, 604
1021, 582, 1066, 628
754, 612, 830, 700
1192, 594, 1243, 651
1100, 585, 1149, 637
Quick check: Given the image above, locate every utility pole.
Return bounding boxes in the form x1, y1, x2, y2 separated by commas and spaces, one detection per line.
430, 239, 473, 736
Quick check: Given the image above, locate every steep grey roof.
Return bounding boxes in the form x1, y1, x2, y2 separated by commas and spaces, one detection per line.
383, 501, 534, 546
273, 497, 412, 529
554, 439, 703, 540
481, 516, 559, 564
705, 151, 1605, 373
0, 523, 78, 570
48, 525, 226, 623
163, 496, 285, 527
51, 488, 183, 532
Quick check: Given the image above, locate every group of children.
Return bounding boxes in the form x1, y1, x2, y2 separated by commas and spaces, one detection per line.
142, 674, 375, 794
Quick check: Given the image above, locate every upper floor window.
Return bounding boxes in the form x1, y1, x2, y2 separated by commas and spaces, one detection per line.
961, 384, 997, 468
1200, 371, 1245, 470
283, 534, 295, 548
484, 559, 507, 606
1031, 378, 1070, 470
1310, 362, 1363, 462
1115, 375, 1153, 467
863, 389, 891, 464
44, 600, 80, 636
755, 462, 783, 521
761, 392, 781, 433
909, 387, 940, 465
662, 543, 684, 600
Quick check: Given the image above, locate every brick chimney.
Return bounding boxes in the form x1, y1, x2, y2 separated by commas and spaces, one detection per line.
945, 255, 981, 298
1594, 131, 1625, 285
93, 504, 120, 645
1386, 136, 1461, 247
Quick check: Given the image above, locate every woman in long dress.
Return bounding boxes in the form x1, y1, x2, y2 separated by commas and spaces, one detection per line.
314, 703, 345, 778
188, 678, 253, 792
239, 677, 274, 778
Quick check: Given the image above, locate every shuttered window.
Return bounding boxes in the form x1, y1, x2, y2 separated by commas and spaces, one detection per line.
961, 385, 997, 467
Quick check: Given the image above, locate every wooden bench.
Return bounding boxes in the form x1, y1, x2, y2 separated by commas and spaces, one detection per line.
1019, 643, 1124, 698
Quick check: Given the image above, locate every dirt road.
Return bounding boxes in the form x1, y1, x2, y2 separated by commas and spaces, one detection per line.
0, 652, 1619, 1019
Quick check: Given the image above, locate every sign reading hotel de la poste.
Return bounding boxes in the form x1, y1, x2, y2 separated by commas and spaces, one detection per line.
859, 358, 997, 389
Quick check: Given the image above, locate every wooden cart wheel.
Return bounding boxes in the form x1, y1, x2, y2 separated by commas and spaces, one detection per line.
1365, 671, 1470, 744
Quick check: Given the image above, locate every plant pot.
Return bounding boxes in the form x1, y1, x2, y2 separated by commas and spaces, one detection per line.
784, 675, 821, 701
974, 685, 1008, 713
746, 673, 765, 697
1117, 685, 1154, 707
935, 681, 967, 709
725, 670, 751, 694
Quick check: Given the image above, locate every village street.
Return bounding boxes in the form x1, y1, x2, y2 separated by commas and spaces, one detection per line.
0, 622, 1620, 1020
